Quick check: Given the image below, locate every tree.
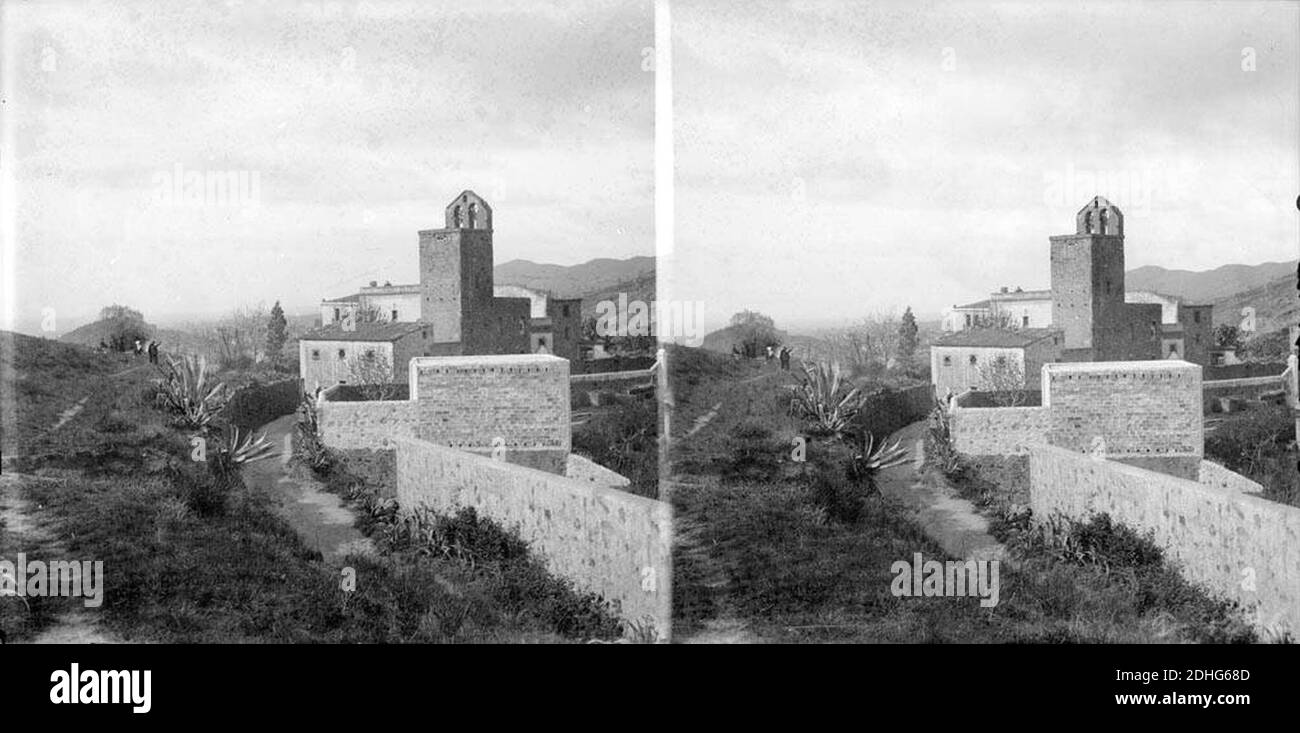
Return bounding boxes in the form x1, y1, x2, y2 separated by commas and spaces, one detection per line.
354, 302, 391, 325
977, 355, 1028, 407
897, 306, 919, 365
347, 350, 398, 400
1213, 324, 1241, 352
1239, 329, 1291, 364
729, 310, 779, 357
265, 301, 288, 364
99, 304, 150, 351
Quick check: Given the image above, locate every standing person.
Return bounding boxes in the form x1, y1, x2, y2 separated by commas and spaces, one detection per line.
779, 346, 791, 371
133, 338, 142, 356
765, 344, 774, 364
149, 341, 159, 365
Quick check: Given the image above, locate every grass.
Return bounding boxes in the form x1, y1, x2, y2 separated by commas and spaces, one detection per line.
1204, 403, 1299, 508
0, 332, 625, 643
669, 343, 1260, 643
571, 394, 659, 499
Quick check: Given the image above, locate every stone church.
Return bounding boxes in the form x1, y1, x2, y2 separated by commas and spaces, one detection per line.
300, 191, 583, 389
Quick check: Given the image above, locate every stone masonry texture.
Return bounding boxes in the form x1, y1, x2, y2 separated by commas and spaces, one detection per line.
1030, 444, 1300, 638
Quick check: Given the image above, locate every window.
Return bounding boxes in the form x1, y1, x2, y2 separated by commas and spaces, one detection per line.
392, 309, 398, 321
311, 349, 321, 361
564, 326, 571, 339
942, 356, 952, 367
1022, 315, 1029, 327
337, 349, 346, 360
969, 355, 977, 365
1105, 279, 1112, 295
422, 329, 428, 339
964, 314, 971, 327
1193, 311, 1201, 324
562, 304, 571, 318
333, 308, 340, 322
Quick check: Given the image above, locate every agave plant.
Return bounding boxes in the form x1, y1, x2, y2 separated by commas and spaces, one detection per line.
786, 360, 864, 438
220, 425, 277, 465
206, 425, 277, 482
156, 354, 230, 429
845, 431, 911, 496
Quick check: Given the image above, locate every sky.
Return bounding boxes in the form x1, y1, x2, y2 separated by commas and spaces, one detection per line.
1, 0, 653, 332
671, 0, 1300, 333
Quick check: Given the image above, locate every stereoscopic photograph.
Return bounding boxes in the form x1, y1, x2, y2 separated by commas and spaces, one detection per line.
1, 0, 1298, 679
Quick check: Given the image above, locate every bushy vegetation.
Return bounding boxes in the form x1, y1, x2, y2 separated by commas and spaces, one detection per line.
670, 342, 1262, 643
4, 333, 627, 643
571, 394, 659, 499
296, 405, 630, 641
1204, 404, 1299, 508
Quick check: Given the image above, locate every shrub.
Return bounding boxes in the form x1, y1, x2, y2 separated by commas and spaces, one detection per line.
222, 378, 302, 432
292, 397, 334, 475
786, 360, 863, 438
155, 354, 231, 429
923, 403, 969, 480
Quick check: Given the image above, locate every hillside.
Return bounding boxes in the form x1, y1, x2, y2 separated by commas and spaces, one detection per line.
1126, 260, 1296, 304
494, 256, 655, 299
59, 318, 188, 349
700, 323, 791, 354
1210, 272, 1298, 332
577, 271, 656, 322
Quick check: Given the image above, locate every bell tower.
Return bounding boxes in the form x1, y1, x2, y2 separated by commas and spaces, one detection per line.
419, 190, 496, 345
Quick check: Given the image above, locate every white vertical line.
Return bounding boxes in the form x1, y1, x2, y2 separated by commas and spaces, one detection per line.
654, 0, 673, 276
0, 4, 17, 334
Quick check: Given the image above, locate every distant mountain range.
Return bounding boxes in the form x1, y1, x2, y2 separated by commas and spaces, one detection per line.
494, 256, 656, 321
494, 256, 655, 299
1126, 260, 1296, 304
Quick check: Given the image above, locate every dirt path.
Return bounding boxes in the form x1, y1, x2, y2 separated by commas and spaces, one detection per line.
240, 415, 375, 564
874, 421, 1009, 564
0, 473, 122, 644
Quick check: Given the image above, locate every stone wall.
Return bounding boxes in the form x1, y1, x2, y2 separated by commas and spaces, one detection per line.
1029, 445, 1300, 638
1203, 374, 1287, 412
950, 360, 1204, 498
395, 437, 671, 639
1042, 360, 1202, 478
1198, 460, 1264, 495
317, 353, 572, 476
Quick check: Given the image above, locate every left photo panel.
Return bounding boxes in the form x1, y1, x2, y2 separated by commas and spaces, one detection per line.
0, 0, 667, 644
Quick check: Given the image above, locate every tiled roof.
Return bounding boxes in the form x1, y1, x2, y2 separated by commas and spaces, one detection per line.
954, 299, 992, 310
933, 327, 1061, 348
322, 293, 361, 304
300, 322, 426, 342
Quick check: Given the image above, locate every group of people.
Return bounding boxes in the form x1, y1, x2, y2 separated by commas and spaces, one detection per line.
731, 343, 793, 370
100, 338, 162, 364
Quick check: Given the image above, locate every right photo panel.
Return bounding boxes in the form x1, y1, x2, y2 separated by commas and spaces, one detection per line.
665, 0, 1300, 644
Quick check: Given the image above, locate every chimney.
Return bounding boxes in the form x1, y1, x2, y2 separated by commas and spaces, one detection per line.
369, 280, 377, 287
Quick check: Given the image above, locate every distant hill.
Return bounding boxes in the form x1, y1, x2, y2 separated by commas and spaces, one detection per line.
59, 318, 188, 349
577, 271, 656, 322
1209, 273, 1298, 333
700, 323, 791, 354
1126, 261, 1296, 304
494, 256, 655, 299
